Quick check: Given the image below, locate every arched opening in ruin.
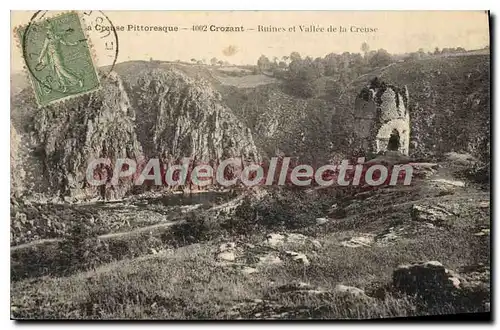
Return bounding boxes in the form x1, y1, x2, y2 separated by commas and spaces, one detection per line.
375, 119, 410, 155
387, 129, 401, 151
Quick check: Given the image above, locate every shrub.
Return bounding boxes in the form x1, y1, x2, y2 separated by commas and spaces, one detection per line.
166, 213, 220, 246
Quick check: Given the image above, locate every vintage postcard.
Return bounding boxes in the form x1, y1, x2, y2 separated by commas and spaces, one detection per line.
10, 10, 490, 320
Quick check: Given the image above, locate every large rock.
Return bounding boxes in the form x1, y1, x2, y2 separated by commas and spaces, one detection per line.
430, 178, 466, 187
127, 68, 260, 162
333, 284, 371, 299
340, 234, 375, 248
265, 233, 321, 250
277, 282, 325, 295
283, 251, 310, 266
411, 204, 454, 225
266, 233, 285, 247
392, 261, 462, 300
216, 251, 236, 262
444, 152, 478, 166
256, 254, 282, 267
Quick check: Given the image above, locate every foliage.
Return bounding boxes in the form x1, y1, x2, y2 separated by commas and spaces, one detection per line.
167, 213, 220, 246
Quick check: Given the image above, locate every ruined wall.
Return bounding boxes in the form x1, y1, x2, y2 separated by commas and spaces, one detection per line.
354, 79, 410, 155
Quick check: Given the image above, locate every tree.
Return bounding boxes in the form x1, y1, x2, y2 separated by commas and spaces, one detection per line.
190, 58, 196, 63
368, 49, 393, 67
361, 42, 370, 57
210, 57, 218, 66
290, 51, 301, 62
339, 52, 351, 71
313, 57, 325, 77
287, 56, 321, 98
257, 55, 271, 72
323, 53, 339, 76
217, 60, 224, 66
350, 53, 364, 74
434, 47, 440, 55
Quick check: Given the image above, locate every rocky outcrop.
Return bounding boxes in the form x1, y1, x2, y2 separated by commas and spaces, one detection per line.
29, 72, 142, 199
393, 261, 461, 297
127, 68, 259, 163
9, 72, 142, 199
10, 67, 260, 199
411, 204, 455, 225
392, 261, 490, 310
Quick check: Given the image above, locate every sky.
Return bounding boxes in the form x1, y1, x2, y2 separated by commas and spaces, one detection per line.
11, 11, 490, 71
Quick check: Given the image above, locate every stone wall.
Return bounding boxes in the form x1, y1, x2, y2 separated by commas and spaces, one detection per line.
354, 78, 410, 155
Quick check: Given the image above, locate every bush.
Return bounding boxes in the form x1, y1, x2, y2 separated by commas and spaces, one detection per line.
57, 217, 106, 273
166, 213, 220, 246
229, 188, 332, 231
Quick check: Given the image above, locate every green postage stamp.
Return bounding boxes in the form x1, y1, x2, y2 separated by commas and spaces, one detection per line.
16, 12, 100, 107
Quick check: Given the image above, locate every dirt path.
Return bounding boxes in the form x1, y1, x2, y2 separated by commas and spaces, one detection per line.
10, 188, 487, 253
11, 194, 246, 252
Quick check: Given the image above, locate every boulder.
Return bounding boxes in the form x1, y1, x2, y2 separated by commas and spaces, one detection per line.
257, 254, 282, 266
266, 233, 285, 247
411, 204, 453, 225
409, 162, 439, 179
444, 152, 477, 165
316, 217, 329, 225
333, 284, 370, 299
276, 282, 325, 295
284, 251, 310, 266
340, 234, 375, 248
474, 228, 490, 236
217, 251, 236, 262
265, 232, 320, 250
286, 233, 308, 245
392, 261, 462, 300
241, 266, 259, 275
479, 201, 490, 208
311, 239, 322, 249
219, 242, 236, 252
431, 178, 466, 187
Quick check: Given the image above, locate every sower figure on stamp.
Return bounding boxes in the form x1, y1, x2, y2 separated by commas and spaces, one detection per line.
36, 22, 83, 92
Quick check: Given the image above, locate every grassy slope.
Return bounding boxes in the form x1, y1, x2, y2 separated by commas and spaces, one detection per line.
11, 159, 490, 319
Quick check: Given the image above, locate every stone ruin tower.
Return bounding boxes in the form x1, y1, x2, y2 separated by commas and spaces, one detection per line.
353, 77, 410, 155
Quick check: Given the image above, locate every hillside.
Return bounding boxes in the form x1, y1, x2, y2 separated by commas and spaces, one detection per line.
101, 55, 490, 166
10, 54, 491, 320
197, 55, 490, 165
11, 154, 490, 319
